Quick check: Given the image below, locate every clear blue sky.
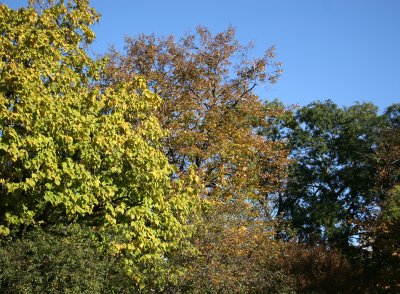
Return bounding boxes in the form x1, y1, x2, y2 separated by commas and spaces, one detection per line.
4, 0, 400, 110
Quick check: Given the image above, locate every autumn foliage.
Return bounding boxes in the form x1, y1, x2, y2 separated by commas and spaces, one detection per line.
0, 1, 200, 290
1, 1, 399, 293
105, 26, 294, 292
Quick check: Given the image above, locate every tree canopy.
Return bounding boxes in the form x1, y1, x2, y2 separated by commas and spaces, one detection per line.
0, 0, 200, 289
281, 101, 381, 248
106, 27, 293, 291
1, 1, 399, 292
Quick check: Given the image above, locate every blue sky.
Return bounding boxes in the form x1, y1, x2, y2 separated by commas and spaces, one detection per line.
4, 0, 400, 110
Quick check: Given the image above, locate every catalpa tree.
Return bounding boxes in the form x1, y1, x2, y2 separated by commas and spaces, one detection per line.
0, 0, 200, 287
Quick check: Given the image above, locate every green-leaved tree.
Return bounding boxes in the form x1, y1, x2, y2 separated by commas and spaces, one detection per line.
0, 0, 200, 289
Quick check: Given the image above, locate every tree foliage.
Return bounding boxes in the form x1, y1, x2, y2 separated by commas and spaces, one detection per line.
0, 0, 200, 288
106, 27, 292, 291
369, 105, 400, 292
280, 100, 381, 249
271, 101, 400, 292
1, 1, 399, 292
0, 224, 133, 293
106, 26, 287, 209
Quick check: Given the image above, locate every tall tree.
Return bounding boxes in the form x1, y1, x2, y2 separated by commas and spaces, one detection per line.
281, 100, 381, 249
106, 26, 291, 291
0, 1, 200, 289
106, 26, 288, 217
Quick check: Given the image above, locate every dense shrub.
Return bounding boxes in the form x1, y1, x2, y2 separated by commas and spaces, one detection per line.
0, 224, 134, 293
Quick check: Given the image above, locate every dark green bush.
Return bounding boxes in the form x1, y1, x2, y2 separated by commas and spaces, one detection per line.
0, 224, 134, 293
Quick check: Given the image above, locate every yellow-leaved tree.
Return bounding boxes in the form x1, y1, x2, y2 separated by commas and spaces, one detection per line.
0, 0, 200, 290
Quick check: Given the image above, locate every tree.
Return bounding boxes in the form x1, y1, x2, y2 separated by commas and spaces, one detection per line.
105, 27, 291, 290
368, 104, 400, 292
105, 26, 289, 222
281, 100, 381, 249
371, 186, 400, 292
0, 1, 200, 289
268, 101, 400, 292
375, 104, 400, 196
